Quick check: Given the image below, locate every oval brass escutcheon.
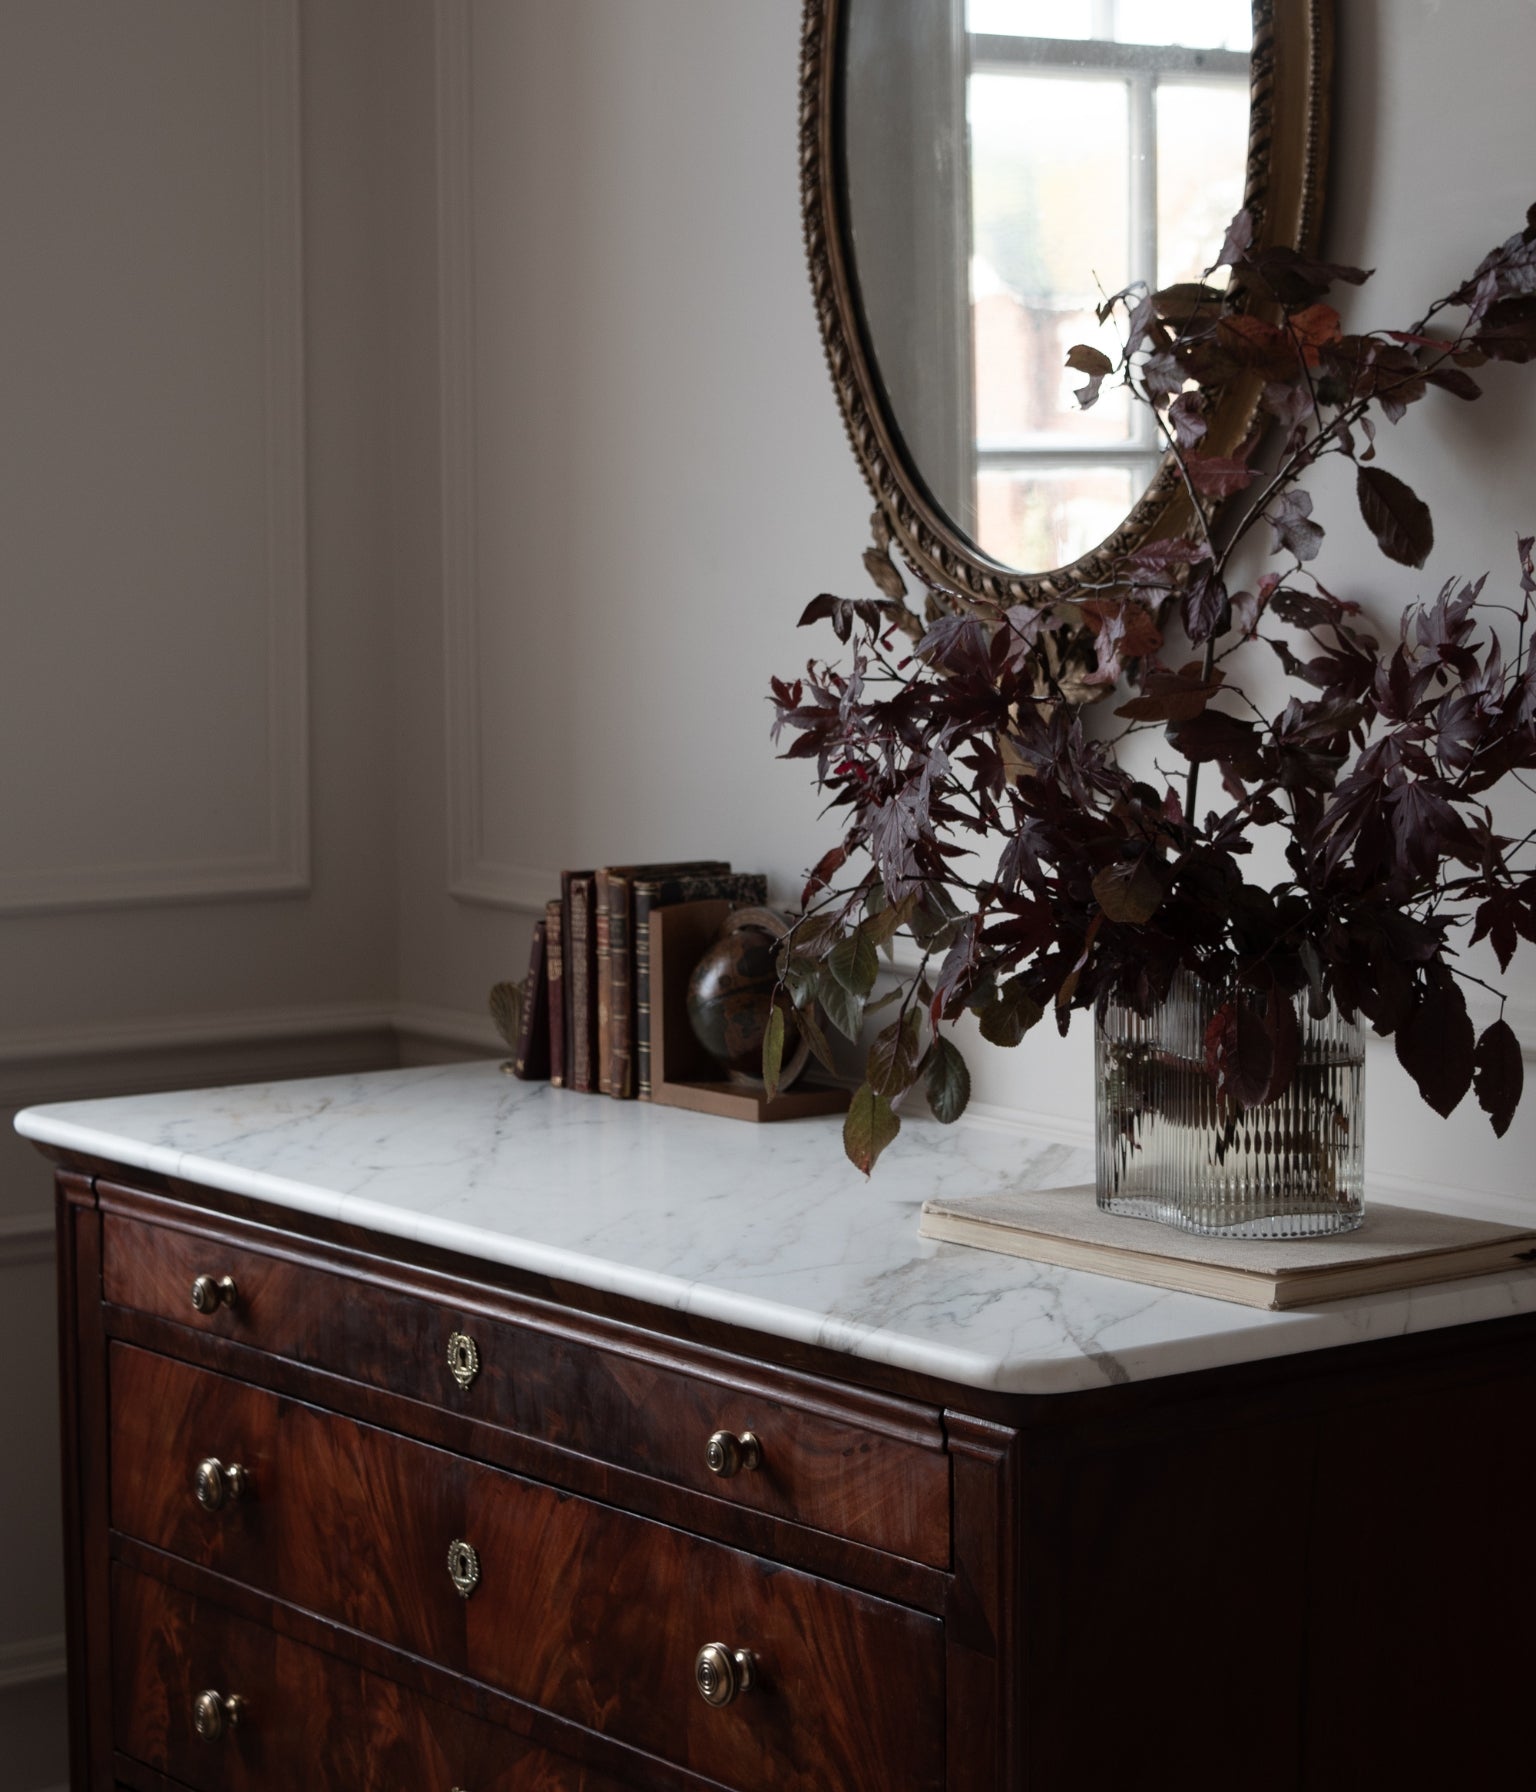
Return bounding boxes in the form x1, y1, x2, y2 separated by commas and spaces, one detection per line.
447, 1330, 480, 1392
447, 1538, 480, 1598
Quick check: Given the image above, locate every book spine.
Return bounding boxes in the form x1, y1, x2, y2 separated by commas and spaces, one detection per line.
569, 874, 597, 1093
544, 899, 565, 1088
594, 870, 613, 1095
512, 920, 551, 1079
608, 873, 633, 1098
633, 883, 659, 1102
632, 874, 767, 1101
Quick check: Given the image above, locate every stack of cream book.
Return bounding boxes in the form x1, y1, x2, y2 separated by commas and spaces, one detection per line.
918, 1185, 1536, 1310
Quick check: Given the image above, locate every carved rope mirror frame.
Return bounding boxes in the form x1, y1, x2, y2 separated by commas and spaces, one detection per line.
800, 0, 1335, 620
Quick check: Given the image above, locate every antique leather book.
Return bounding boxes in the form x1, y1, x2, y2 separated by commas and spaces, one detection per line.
563, 871, 597, 1092
544, 898, 565, 1089
599, 860, 730, 1098
511, 919, 551, 1080
633, 871, 767, 1099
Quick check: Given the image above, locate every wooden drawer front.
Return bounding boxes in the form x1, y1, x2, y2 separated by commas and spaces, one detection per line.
111, 1562, 638, 1791
102, 1206, 950, 1566
110, 1347, 945, 1792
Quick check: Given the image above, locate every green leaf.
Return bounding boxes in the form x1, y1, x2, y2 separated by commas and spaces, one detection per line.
794, 1000, 838, 1076
862, 889, 915, 949
868, 1007, 924, 1098
827, 929, 879, 997
844, 1083, 901, 1175
976, 976, 1045, 1048
818, 971, 866, 1041
761, 1004, 786, 1101
924, 1035, 971, 1124
1091, 857, 1166, 925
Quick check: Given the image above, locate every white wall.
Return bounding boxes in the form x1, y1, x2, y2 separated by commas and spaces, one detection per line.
0, 3, 405, 1780
5, 1, 1536, 1780
412, 0, 1536, 1209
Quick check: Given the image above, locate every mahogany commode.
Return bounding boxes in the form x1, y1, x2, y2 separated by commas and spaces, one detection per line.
24, 1063, 1536, 1789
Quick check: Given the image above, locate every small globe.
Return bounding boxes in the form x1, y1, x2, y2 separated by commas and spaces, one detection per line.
686, 924, 796, 1079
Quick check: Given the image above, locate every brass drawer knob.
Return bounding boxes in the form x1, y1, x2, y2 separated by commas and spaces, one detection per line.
447, 1538, 480, 1598
705, 1430, 761, 1478
447, 1330, 480, 1391
695, 1642, 755, 1708
194, 1457, 250, 1513
192, 1688, 244, 1740
190, 1274, 239, 1315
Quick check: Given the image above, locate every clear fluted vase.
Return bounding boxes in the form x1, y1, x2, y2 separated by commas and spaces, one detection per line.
1095, 970, 1366, 1238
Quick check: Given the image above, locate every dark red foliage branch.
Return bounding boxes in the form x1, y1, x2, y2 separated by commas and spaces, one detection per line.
771, 205, 1536, 1171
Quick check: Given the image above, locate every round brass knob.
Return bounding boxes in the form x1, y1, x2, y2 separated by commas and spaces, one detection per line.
695, 1642, 755, 1708
190, 1274, 238, 1315
192, 1688, 244, 1739
705, 1430, 761, 1478
194, 1457, 249, 1513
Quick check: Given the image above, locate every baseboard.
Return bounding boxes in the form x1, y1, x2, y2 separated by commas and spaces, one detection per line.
0, 1004, 400, 1110
0, 1212, 54, 1268
0, 1634, 66, 1693
392, 1002, 503, 1054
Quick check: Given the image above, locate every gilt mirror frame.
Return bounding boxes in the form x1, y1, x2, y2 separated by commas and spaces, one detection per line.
801, 0, 1335, 610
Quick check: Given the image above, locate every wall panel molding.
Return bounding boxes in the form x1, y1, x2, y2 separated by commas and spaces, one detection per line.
0, 0, 310, 916
436, 0, 555, 916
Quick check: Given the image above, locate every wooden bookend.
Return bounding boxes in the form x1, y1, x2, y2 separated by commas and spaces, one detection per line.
649, 902, 851, 1123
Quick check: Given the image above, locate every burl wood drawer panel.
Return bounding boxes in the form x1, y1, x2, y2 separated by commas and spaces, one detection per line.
111, 1562, 639, 1791
110, 1345, 945, 1792
101, 1204, 950, 1566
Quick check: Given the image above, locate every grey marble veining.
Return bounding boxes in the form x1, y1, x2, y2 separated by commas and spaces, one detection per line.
17, 1061, 1536, 1394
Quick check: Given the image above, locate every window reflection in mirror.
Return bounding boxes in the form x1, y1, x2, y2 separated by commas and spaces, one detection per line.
843, 0, 1253, 577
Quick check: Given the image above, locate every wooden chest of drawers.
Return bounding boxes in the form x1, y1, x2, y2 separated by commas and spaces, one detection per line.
52, 1162, 1536, 1789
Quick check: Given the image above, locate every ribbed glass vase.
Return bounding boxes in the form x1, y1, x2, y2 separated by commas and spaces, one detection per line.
1095, 970, 1365, 1238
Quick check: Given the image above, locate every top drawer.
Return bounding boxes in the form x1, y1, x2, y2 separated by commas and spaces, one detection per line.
100, 1204, 951, 1568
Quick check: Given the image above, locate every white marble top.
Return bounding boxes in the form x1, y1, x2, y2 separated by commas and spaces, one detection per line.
16, 1062, 1536, 1395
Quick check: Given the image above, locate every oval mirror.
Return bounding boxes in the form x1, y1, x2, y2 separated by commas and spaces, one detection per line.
802, 0, 1333, 607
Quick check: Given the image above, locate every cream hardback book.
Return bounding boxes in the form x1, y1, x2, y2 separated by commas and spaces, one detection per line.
918, 1185, 1536, 1310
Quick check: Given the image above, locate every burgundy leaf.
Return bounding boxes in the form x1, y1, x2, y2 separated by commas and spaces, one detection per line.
1474, 294, 1536, 362
1066, 342, 1115, 407
1425, 366, 1482, 401
1167, 392, 1209, 451
1395, 974, 1475, 1118
1114, 669, 1225, 723
801, 844, 847, 907
1268, 489, 1325, 564
1357, 466, 1435, 569
1186, 453, 1257, 499
1474, 1018, 1524, 1138
1181, 568, 1229, 644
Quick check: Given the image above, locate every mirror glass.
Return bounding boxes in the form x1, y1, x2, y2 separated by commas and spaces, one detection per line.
843, 0, 1253, 577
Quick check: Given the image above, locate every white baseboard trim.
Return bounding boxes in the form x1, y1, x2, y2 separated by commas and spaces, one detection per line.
0, 1634, 66, 1692
392, 1002, 503, 1053
0, 1213, 54, 1269
0, 1002, 396, 1067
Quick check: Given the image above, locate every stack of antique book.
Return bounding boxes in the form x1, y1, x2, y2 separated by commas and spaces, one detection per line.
510, 861, 766, 1098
